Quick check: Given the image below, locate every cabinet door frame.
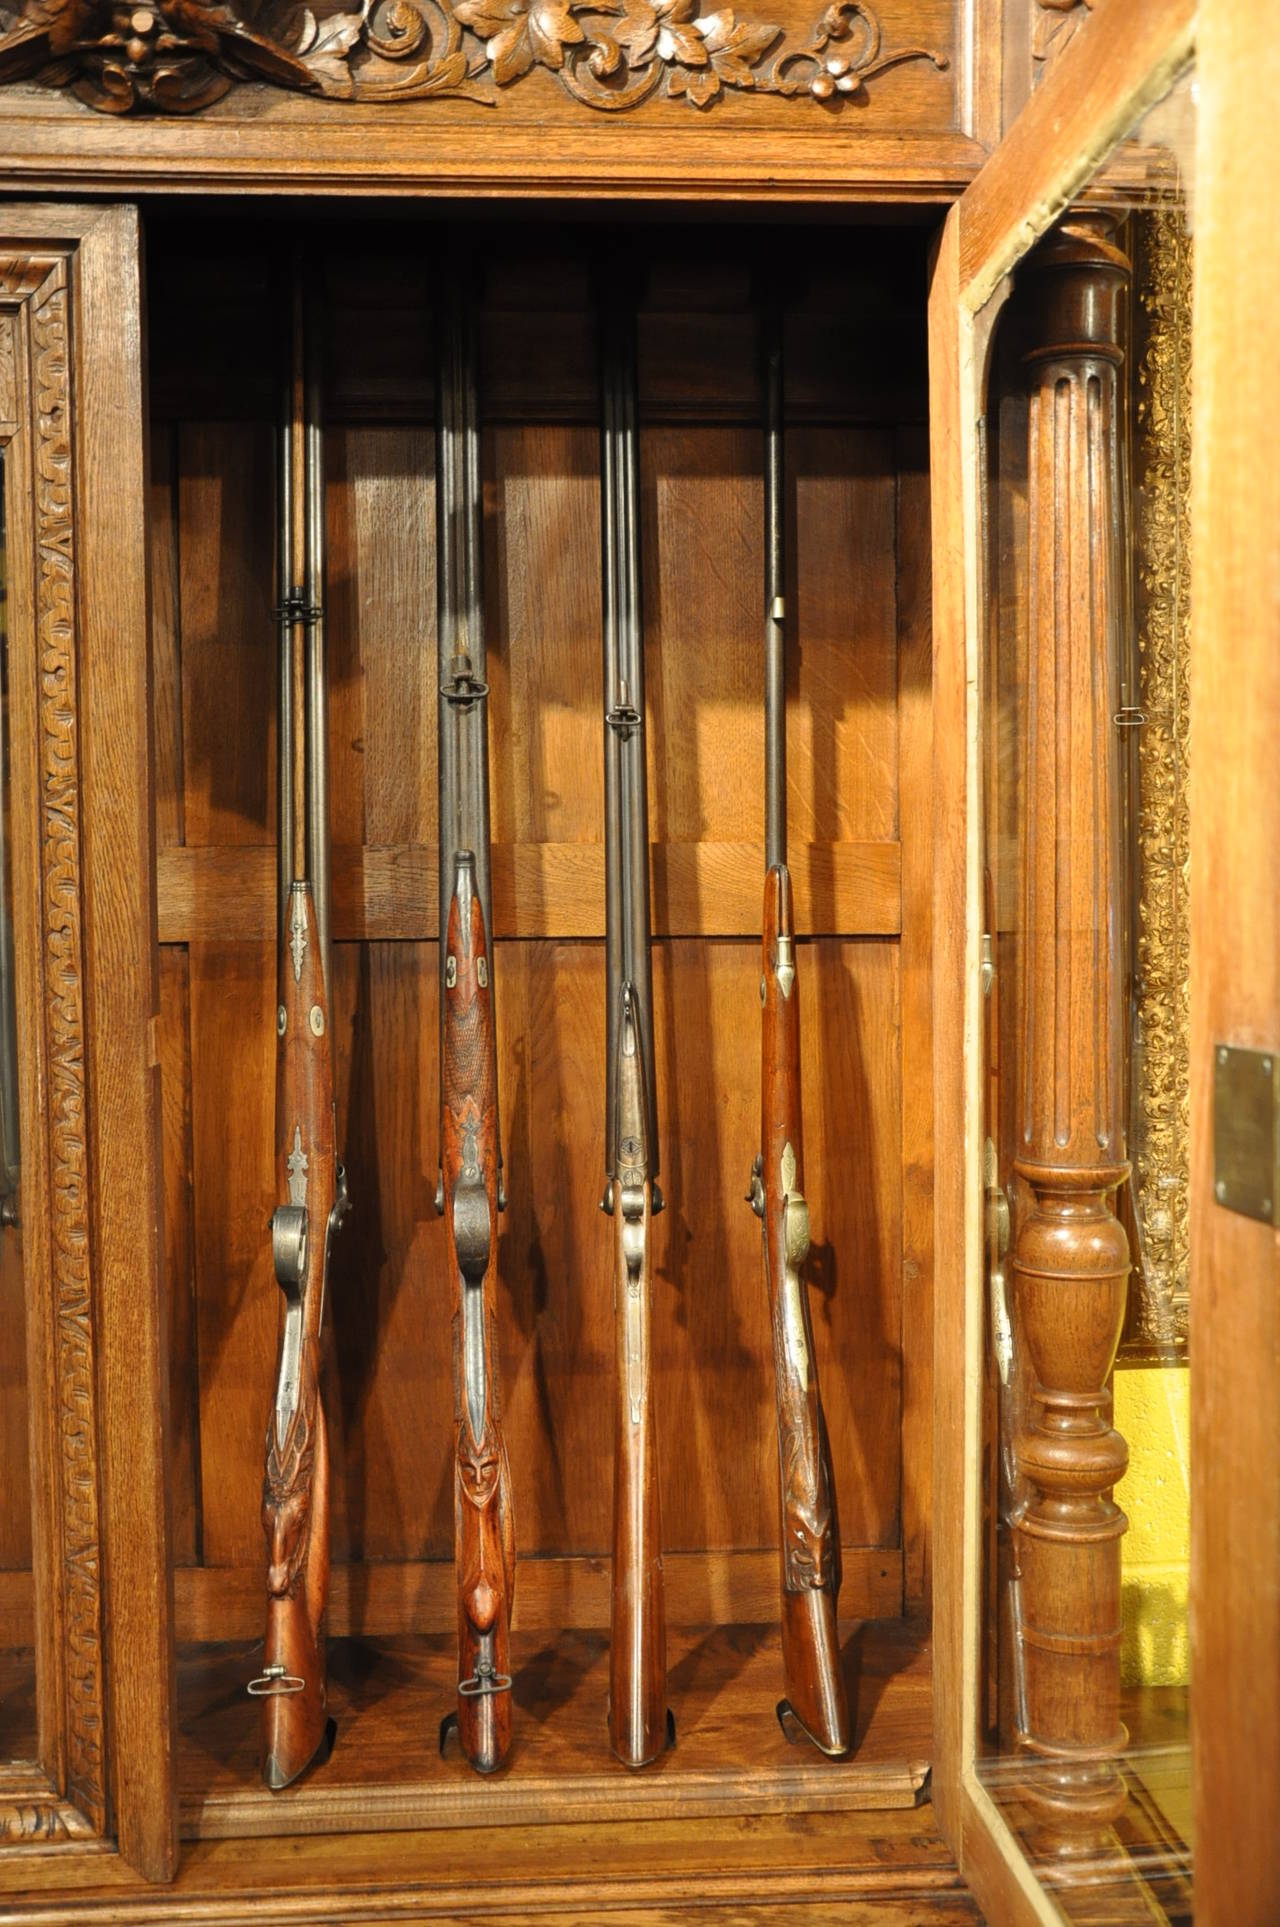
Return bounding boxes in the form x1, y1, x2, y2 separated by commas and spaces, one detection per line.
927, 1, 1195, 1919
0, 203, 175, 1882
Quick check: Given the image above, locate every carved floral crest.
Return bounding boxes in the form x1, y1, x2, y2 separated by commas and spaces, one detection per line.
0, 0, 946, 114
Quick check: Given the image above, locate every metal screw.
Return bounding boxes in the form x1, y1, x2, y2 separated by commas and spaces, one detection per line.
1264, 1058, 1273, 1075
1215, 1179, 1227, 1201
1218, 1046, 1229, 1065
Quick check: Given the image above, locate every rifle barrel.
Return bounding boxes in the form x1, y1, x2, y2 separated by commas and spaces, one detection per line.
602, 302, 658, 1186
764, 316, 786, 873
304, 277, 331, 997
437, 279, 499, 1156
276, 291, 296, 927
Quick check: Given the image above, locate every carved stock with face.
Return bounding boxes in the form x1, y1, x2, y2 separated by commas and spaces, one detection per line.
442, 854, 515, 1773
255, 880, 343, 1792
756, 863, 849, 1756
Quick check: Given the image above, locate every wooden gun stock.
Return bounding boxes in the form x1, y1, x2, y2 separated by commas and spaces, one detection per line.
607, 984, 668, 1769
442, 854, 516, 1774
254, 880, 346, 1789
755, 865, 850, 1757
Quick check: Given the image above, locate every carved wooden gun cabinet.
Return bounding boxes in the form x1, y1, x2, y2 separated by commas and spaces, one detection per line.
0, 1, 1274, 1921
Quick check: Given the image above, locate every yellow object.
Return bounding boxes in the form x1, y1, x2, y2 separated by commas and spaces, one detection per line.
1115, 1368, 1190, 1687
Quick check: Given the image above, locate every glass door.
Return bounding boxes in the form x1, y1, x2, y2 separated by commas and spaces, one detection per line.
925, 1, 1274, 1918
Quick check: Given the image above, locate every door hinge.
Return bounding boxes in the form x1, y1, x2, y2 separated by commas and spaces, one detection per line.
980, 933, 994, 998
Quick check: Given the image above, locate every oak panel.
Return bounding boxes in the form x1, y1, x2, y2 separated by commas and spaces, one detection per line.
159, 947, 199, 1568
155, 839, 903, 943
0, 1225, 30, 1570
488, 424, 603, 850
188, 939, 279, 1569
169, 1546, 903, 1642
178, 421, 276, 851
326, 424, 437, 850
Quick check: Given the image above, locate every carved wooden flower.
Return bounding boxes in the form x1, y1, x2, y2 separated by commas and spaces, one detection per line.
613, 0, 778, 106
453, 0, 584, 82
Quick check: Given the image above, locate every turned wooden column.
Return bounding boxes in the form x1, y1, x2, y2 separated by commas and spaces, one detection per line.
1010, 212, 1131, 1858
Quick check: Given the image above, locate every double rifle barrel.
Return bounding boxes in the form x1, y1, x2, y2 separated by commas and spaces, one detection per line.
601, 297, 670, 1771
752, 314, 850, 1758
436, 281, 516, 1776
252, 259, 349, 1792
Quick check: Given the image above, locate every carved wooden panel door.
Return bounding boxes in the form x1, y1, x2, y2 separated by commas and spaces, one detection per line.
0, 204, 175, 1882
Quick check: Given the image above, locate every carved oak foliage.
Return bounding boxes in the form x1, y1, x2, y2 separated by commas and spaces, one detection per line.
0, 0, 946, 114
31, 271, 109, 1833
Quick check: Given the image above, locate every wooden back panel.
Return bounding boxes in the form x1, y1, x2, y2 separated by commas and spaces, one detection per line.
133, 220, 932, 1623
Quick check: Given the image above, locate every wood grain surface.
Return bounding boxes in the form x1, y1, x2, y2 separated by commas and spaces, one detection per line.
128, 237, 926, 1628
0, 1802, 971, 1925
1190, 7, 1280, 1923
176, 1621, 932, 1839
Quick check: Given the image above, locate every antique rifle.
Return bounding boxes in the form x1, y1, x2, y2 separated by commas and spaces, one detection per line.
747, 317, 850, 1757
600, 293, 671, 1770
435, 280, 516, 1775
249, 261, 349, 1790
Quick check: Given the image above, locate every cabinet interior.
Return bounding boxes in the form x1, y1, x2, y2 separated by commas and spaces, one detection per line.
4, 208, 941, 1836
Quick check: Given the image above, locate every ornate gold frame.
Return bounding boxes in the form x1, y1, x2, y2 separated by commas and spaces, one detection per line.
1124, 200, 1192, 1361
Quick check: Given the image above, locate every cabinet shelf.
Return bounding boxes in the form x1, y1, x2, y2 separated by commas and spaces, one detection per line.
178, 1619, 931, 1841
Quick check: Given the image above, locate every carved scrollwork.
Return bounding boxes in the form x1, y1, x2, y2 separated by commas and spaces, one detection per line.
27, 270, 110, 1833
0, 0, 946, 113
0, 1798, 95, 1842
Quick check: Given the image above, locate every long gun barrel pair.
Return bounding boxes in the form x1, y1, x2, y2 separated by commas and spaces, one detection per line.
435, 279, 516, 1776
748, 318, 850, 1757
251, 260, 350, 1791
600, 297, 672, 1771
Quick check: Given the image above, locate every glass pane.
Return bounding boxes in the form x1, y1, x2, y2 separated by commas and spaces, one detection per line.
0, 449, 35, 1764
979, 64, 1196, 1923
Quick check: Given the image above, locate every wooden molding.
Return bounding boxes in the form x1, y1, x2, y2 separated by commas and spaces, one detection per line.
0, 206, 176, 1881
0, 237, 110, 1846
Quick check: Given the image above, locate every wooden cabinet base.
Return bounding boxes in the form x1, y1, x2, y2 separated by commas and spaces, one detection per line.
177, 1619, 930, 1840
0, 1806, 974, 1925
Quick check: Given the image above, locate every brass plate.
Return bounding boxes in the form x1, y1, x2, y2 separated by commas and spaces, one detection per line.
1212, 1045, 1279, 1226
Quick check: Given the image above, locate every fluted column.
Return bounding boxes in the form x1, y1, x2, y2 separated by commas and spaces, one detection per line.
1010, 212, 1131, 1860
